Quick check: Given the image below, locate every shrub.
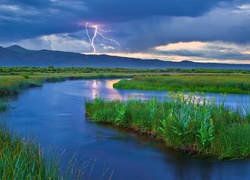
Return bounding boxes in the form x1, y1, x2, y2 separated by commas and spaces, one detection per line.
21, 73, 29, 79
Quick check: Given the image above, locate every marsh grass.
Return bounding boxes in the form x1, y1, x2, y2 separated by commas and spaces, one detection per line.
0, 118, 114, 179
113, 75, 250, 94
86, 92, 250, 159
0, 98, 85, 179
0, 77, 44, 97
0, 98, 110, 179
0, 99, 7, 112
0, 115, 93, 179
0, 122, 63, 179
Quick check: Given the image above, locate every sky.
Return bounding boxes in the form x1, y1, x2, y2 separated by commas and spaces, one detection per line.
0, 0, 250, 64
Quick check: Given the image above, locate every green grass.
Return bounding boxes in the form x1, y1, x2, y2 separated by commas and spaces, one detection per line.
0, 99, 7, 112
2, 68, 250, 97
86, 92, 250, 159
0, 122, 63, 179
0, 73, 134, 97
0, 74, 67, 179
0, 103, 85, 179
113, 74, 250, 94
1, 66, 250, 75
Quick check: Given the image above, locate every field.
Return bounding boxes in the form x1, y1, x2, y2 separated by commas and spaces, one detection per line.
113, 74, 250, 94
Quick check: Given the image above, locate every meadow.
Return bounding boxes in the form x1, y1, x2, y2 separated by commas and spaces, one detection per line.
0, 66, 250, 97
1, 66, 250, 97
113, 74, 250, 94
86, 92, 250, 159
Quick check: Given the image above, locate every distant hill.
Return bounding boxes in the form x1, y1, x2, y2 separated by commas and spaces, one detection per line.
0, 45, 250, 69
6, 45, 31, 54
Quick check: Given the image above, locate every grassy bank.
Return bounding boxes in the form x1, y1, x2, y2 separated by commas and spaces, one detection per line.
0, 97, 84, 179
113, 74, 250, 94
0, 121, 63, 179
86, 92, 250, 159
0, 100, 62, 180
0, 73, 133, 97
1, 66, 250, 75
2, 67, 250, 97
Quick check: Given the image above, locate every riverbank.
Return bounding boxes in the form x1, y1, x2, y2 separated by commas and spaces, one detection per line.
0, 120, 63, 179
0, 68, 143, 179
86, 92, 250, 159
0, 73, 133, 97
0, 88, 85, 179
113, 74, 250, 94
0, 100, 63, 179
2, 67, 250, 97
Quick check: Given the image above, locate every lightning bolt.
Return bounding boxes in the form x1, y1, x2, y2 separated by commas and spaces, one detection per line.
85, 22, 92, 44
85, 22, 120, 53
86, 22, 98, 53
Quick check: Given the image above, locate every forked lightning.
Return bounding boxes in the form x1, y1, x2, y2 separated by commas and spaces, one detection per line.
85, 22, 120, 53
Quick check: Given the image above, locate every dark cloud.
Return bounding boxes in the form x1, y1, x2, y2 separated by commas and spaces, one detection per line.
206, 52, 250, 61
156, 47, 250, 61
113, 5, 250, 53
3, 0, 52, 8
159, 50, 205, 57
84, 0, 234, 22
0, 0, 234, 42
0, 0, 85, 42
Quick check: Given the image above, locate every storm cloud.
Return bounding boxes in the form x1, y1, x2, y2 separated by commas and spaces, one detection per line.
0, 0, 250, 63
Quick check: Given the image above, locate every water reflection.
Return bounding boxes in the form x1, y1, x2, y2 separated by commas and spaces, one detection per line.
91, 80, 99, 99
88, 79, 122, 99
106, 79, 120, 89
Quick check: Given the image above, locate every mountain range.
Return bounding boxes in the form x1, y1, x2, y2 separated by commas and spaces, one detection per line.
0, 45, 250, 69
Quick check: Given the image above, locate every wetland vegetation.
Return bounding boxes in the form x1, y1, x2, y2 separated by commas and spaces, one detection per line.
2, 66, 250, 97
0, 99, 83, 179
0, 123, 63, 179
86, 92, 250, 159
114, 74, 250, 94
0, 97, 64, 179
0, 66, 139, 97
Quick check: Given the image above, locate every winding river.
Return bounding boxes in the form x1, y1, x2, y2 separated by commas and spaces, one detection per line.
4, 79, 250, 180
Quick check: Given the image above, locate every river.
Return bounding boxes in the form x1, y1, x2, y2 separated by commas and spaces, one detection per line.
4, 79, 250, 180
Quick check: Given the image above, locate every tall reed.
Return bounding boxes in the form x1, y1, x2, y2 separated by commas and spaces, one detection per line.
0, 103, 85, 179
86, 92, 250, 159
0, 122, 62, 179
